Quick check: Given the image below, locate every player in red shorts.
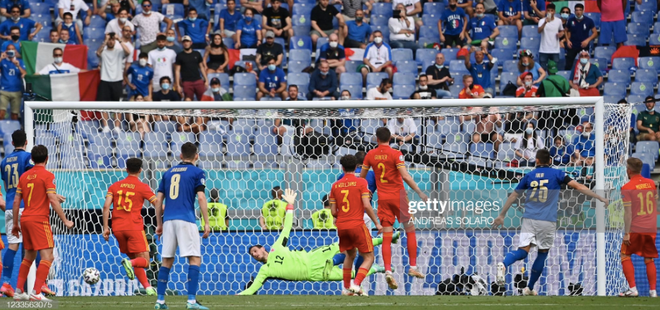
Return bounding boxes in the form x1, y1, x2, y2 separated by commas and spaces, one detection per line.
330, 155, 382, 296
102, 158, 157, 296
619, 157, 658, 298
11, 145, 74, 301
360, 127, 429, 289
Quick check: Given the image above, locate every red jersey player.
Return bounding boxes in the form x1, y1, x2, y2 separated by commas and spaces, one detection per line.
102, 158, 157, 296
360, 127, 429, 289
12, 145, 74, 301
330, 155, 382, 296
619, 158, 658, 297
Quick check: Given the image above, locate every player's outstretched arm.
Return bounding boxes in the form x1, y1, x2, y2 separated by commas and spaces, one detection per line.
237, 268, 269, 295
198, 191, 211, 238
273, 189, 297, 248
154, 192, 165, 236
492, 191, 519, 228
48, 193, 74, 229
398, 166, 429, 202
11, 193, 22, 237
567, 180, 608, 205
101, 194, 113, 241
362, 196, 382, 233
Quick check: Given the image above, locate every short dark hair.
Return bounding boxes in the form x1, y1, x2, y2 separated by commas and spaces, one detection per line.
574, 3, 584, 10
63, 12, 73, 19
618, 99, 628, 104
376, 127, 391, 143
50, 29, 59, 34
546, 3, 555, 10
188, 7, 197, 13
126, 158, 143, 174
380, 78, 392, 87
339, 155, 358, 172
210, 188, 220, 202
157, 34, 167, 41
373, 30, 382, 36
160, 76, 171, 84
9, 26, 19, 32
12, 130, 26, 147
139, 52, 148, 59
10, 5, 20, 12
288, 84, 298, 91
227, 0, 235, 3
248, 244, 263, 255
535, 149, 551, 165
31, 145, 49, 164
180, 142, 198, 160
142, 0, 152, 5
118, 8, 129, 15
53, 47, 63, 55
271, 186, 282, 198
355, 151, 366, 165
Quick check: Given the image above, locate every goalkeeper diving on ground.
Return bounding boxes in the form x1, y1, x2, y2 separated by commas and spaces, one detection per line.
239, 188, 397, 295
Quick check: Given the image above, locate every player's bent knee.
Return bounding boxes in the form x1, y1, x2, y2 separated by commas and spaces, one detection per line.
621, 254, 631, 261
645, 258, 654, 263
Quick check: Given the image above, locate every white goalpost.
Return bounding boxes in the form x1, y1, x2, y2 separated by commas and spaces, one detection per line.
23, 97, 628, 297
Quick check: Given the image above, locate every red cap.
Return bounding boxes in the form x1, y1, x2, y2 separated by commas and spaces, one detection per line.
457, 48, 469, 58
519, 72, 532, 81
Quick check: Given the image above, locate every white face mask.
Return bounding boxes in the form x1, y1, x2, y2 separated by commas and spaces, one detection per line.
525, 128, 534, 135
525, 81, 532, 87
582, 131, 591, 138
119, 17, 128, 23
341, 96, 350, 100
139, 59, 147, 66
374, 37, 383, 44
419, 84, 428, 90
329, 41, 338, 48
54, 57, 63, 64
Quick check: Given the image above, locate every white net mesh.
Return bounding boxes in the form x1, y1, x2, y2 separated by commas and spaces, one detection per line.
27, 101, 630, 296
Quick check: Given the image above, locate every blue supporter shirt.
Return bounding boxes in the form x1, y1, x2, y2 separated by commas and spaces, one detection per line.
497, 0, 521, 18
105, 12, 116, 22
566, 15, 595, 49
0, 149, 32, 210
218, 9, 242, 32
0, 40, 19, 53
469, 61, 493, 89
523, 0, 545, 20
127, 63, 154, 97
259, 67, 286, 91
1, 0, 30, 15
468, 15, 496, 41
515, 166, 571, 222
440, 8, 466, 36
573, 133, 595, 158
345, 20, 371, 42
158, 162, 206, 224
0, 58, 24, 92
177, 18, 209, 44
62, 23, 79, 45
237, 18, 261, 47
0, 17, 36, 41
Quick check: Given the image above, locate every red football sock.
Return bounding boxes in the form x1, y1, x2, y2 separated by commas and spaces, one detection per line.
406, 229, 418, 267
134, 268, 151, 289
622, 257, 636, 288
343, 268, 352, 289
131, 257, 149, 268
646, 259, 657, 290
33, 260, 52, 295
16, 259, 33, 293
354, 268, 369, 286
383, 231, 393, 272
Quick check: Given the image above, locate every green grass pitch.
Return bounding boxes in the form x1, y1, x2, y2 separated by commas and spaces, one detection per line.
50, 295, 660, 309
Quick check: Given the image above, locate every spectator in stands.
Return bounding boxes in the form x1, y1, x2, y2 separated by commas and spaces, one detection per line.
411, 75, 435, 99
393, 0, 423, 29
559, 7, 570, 36
341, 0, 371, 24
360, 30, 394, 83
537, 3, 563, 71
97, 0, 121, 21
516, 49, 546, 86
474, 112, 503, 151
153, 76, 182, 102
175, 35, 208, 100
317, 33, 346, 77
0, 6, 40, 41
312, 195, 336, 229
56, 0, 91, 29
260, 186, 288, 230
386, 117, 418, 149
261, 0, 292, 40
439, 0, 468, 49
201, 77, 231, 101
49, 29, 60, 43
549, 136, 572, 165
340, 89, 352, 100
522, 0, 545, 26
57, 12, 82, 45
572, 122, 595, 166
132, 0, 173, 53
97, 33, 130, 133
37, 48, 82, 75
205, 33, 229, 74
310, 0, 344, 47
464, 48, 495, 96
636, 96, 660, 142
165, 28, 183, 53
516, 72, 539, 97
343, 9, 371, 49
538, 60, 570, 97
503, 111, 532, 143
186, 0, 214, 20
58, 27, 72, 44
515, 122, 544, 166
272, 85, 306, 141
0, 44, 24, 120
459, 74, 485, 99
597, 0, 626, 48
256, 30, 283, 70
481, 0, 498, 15
497, 0, 522, 36
426, 53, 453, 99
176, 99, 207, 132
216, 0, 241, 41
119, 24, 135, 64
366, 78, 393, 100
118, 0, 135, 16
0, 26, 20, 53
457, 0, 473, 18
149, 35, 178, 92
569, 50, 602, 97
257, 57, 287, 100
466, 3, 498, 52
564, 4, 597, 70
389, 3, 418, 52
105, 8, 134, 35
308, 60, 339, 100
176, 8, 209, 49
1, 0, 29, 23
125, 52, 154, 99
241, 0, 264, 14
235, 9, 262, 48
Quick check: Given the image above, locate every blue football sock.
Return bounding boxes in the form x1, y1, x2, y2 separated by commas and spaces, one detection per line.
187, 265, 200, 301
35, 252, 41, 268
354, 255, 364, 271
332, 254, 346, 266
503, 249, 528, 267
1, 249, 17, 283
157, 266, 171, 301
528, 251, 548, 290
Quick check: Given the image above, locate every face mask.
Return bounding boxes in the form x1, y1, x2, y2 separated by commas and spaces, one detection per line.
139, 59, 147, 66
166, 36, 175, 42
419, 85, 428, 90
6, 50, 15, 58
320, 71, 329, 76
522, 62, 529, 67
64, 22, 73, 27
54, 57, 63, 64
526, 128, 534, 135
582, 131, 591, 138
576, 14, 583, 20
374, 37, 382, 44
268, 64, 276, 71
10, 35, 19, 41
580, 58, 588, 65
143, 10, 151, 14
525, 81, 532, 87
356, 17, 363, 22
435, 64, 444, 69
341, 96, 350, 100
561, 13, 569, 19
329, 42, 338, 48
158, 46, 166, 51
476, 13, 484, 18
161, 83, 171, 90
648, 107, 655, 112
118, 17, 128, 23
212, 87, 221, 92
449, 4, 456, 9
245, 16, 253, 22
189, 17, 197, 22
11, 16, 19, 22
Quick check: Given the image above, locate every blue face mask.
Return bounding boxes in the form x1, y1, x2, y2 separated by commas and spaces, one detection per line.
268, 64, 276, 71
245, 16, 253, 22
560, 13, 569, 19
580, 58, 588, 65
212, 87, 221, 92
320, 71, 329, 76
435, 64, 444, 69
161, 83, 171, 90
166, 36, 175, 42
189, 17, 197, 22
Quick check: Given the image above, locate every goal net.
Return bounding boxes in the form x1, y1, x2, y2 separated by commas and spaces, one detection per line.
23, 98, 631, 296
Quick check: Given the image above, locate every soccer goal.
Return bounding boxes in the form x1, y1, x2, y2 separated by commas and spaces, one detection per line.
23, 97, 631, 296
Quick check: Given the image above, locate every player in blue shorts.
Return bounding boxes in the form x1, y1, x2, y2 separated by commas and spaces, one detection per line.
492, 149, 608, 295
154, 142, 211, 309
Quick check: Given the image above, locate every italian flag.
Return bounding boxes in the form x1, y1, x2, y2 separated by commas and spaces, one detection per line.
554, 1, 601, 13
20, 41, 88, 75
24, 70, 101, 101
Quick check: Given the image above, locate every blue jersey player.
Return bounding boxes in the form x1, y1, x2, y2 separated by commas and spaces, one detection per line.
154, 142, 210, 310
492, 149, 607, 295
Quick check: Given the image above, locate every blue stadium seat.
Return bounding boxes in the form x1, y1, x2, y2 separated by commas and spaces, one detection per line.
289, 49, 311, 61
30, 2, 51, 15
87, 48, 99, 69
636, 141, 660, 159
590, 57, 608, 76
372, 2, 393, 17
371, 25, 390, 43
316, 37, 329, 53
234, 73, 257, 86
627, 22, 650, 36
198, 131, 223, 158
419, 25, 439, 39
494, 36, 516, 50
422, 14, 441, 27
520, 37, 540, 50
470, 142, 494, 159
226, 132, 251, 156
87, 143, 112, 169
370, 15, 389, 27
490, 48, 514, 62
441, 48, 459, 63
628, 94, 647, 105
162, 3, 185, 20
630, 82, 654, 97
393, 84, 415, 99
171, 132, 197, 158
340, 72, 362, 86
392, 48, 414, 62
423, 2, 445, 15
502, 60, 518, 73
593, 46, 616, 64
396, 60, 418, 74
367, 72, 389, 89
625, 34, 647, 46
84, 27, 105, 41
31, 14, 52, 27
556, 70, 572, 81
499, 72, 517, 95
604, 95, 622, 104
636, 69, 658, 85
612, 57, 636, 70
288, 59, 312, 73
584, 13, 600, 28
234, 85, 257, 100
89, 15, 107, 28
521, 25, 540, 39
287, 72, 310, 87
449, 83, 462, 98
393, 72, 416, 86
608, 69, 631, 85
649, 32, 660, 45
449, 60, 466, 73
418, 36, 440, 49
345, 60, 363, 73
116, 132, 142, 167
293, 25, 310, 36
416, 48, 437, 68
637, 0, 657, 12
602, 82, 627, 98
143, 132, 169, 160
292, 3, 314, 16
207, 73, 230, 88
340, 84, 363, 99
632, 11, 654, 25
33, 28, 51, 42
0, 120, 20, 136
498, 25, 518, 39
638, 56, 660, 71
254, 134, 278, 156
290, 35, 312, 50
153, 121, 177, 135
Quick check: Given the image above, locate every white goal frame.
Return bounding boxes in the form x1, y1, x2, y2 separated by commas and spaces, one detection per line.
25, 97, 609, 296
